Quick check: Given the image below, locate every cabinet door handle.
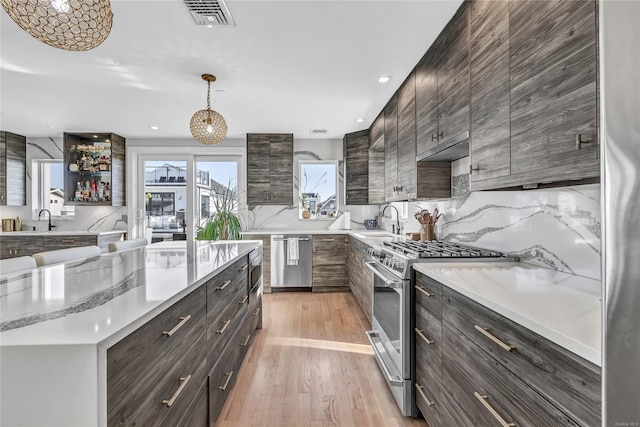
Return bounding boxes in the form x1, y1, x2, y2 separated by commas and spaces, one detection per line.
415, 328, 434, 345
162, 315, 191, 337
61, 239, 75, 244
321, 238, 335, 242
438, 130, 444, 138
474, 392, 515, 427
218, 371, 234, 391
239, 295, 249, 305
240, 334, 251, 347
431, 134, 438, 141
415, 285, 434, 298
239, 264, 248, 271
474, 325, 515, 352
415, 383, 435, 407
469, 164, 479, 175
216, 280, 232, 291
576, 133, 592, 150
253, 308, 261, 318
217, 319, 231, 334
162, 375, 191, 407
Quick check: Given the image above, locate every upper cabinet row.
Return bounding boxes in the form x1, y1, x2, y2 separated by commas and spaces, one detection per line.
246, 133, 294, 208
344, 0, 599, 203
0, 131, 27, 206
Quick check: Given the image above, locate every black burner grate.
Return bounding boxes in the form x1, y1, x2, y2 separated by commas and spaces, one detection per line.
382, 240, 505, 259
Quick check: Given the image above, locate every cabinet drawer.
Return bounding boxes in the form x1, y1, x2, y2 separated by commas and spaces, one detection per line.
0, 236, 43, 259
108, 332, 207, 427
209, 321, 250, 424
442, 322, 581, 427
443, 288, 601, 426
177, 378, 208, 427
248, 289, 262, 331
207, 284, 249, 370
108, 285, 206, 413
414, 271, 443, 318
414, 379, 443, 427
43, 235, 97, 251
207, 255, 249, 316
415, 300, 442, 386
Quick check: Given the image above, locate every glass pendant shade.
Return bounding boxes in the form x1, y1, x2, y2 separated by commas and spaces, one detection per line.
190, 74, 228, 145
190, 108, 228, 145
1, 0, 113, 51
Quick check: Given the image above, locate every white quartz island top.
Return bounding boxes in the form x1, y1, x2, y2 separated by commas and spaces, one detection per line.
413, 262, 602, 366
0, 229, 126, 236
0, 240, 260, 427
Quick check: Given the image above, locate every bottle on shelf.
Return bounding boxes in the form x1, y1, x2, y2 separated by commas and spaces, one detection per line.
105, 182, 111, 201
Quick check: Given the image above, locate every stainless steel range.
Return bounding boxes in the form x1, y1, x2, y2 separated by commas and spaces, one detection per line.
365, 240, 514, 416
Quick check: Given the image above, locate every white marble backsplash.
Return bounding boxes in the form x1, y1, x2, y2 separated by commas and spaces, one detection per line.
396, 184, 601, 281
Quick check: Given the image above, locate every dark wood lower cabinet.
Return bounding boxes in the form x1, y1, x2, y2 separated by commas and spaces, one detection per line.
0, 232, 125, 259
413, 271, 601, 427
107, 254, 262, 427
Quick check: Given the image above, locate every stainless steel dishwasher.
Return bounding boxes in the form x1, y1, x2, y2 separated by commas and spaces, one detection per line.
271, 234, 312, 291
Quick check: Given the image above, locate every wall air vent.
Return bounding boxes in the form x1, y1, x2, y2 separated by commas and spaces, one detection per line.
183, 0, 235, 26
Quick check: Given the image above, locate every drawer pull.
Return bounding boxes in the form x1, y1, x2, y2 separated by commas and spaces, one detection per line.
239, 264, 248, 271
61, 239, 75, 244
415, 383, 434, 407
474, 325, 515, 352
239, 295, 249, 305
217, 319, 231, 334
219, 371, 234, 391
241, 334, 251, 347
253, 308, 261, 317
415, 285, 434, 298
415, 328, 434, 345
216, 280, 232, 291
321, 238, 335, 242
162, 375, 191, 407
474, 392, 515, 427
162, 315, 192, 337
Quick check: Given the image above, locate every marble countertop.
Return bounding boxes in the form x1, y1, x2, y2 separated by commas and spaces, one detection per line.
413, 262, 602, 366
243, 229, 401, 246
1, 230, 126, 236
0, 240, 260, 349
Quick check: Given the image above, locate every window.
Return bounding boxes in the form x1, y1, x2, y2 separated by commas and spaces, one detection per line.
31, 160, 75, 219
146, 192, 176, 229
299, 161, 338, 220
201, 195, 210, 218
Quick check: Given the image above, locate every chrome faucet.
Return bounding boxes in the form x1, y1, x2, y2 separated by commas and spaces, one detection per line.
38, 209, 55, 231
382, 204, 401, 235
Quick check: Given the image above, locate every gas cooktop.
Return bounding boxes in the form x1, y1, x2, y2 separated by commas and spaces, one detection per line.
382, 240, 507, 259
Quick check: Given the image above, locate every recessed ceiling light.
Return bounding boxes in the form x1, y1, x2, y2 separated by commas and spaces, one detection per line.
93, 135, 98, 138
149, 125, 160, 130
378, 76, 392, 83
355, 118, 365, 123
206, 25, 213, 28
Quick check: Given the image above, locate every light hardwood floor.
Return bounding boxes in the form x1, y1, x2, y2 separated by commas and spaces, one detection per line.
215, 292, 427, 427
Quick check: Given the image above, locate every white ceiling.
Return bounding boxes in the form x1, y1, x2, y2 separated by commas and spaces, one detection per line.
0, 0, 462, 141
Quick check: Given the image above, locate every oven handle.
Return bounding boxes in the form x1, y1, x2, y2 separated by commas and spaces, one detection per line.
366, 331, 403, 386
365, 262, 403, 289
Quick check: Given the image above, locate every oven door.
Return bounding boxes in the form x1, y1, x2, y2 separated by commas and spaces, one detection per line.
365, 261, 407, 379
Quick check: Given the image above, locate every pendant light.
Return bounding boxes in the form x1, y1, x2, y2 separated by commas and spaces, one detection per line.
1, 0, 113, 51
190, 74, 228, 145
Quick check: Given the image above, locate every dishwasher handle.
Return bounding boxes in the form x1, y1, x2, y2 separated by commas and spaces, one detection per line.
272, 237, 311, 242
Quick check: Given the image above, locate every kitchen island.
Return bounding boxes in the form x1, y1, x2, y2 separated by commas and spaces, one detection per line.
0, 239, 261, 427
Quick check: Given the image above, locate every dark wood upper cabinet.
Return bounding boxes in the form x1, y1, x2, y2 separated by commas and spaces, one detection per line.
469, 0, 511, 183
246, 133, 293, 207
397, 71, 418, 200
384, 95, 399, 200
368, 113, 386, 205
343, 129, 370, 205
64, 132, 126, 206
0, 131, 27, 206
416, 49, 440, 157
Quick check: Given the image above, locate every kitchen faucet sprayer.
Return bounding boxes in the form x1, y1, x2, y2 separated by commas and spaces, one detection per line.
382, 204, 401, 235
38, 209, 55, 231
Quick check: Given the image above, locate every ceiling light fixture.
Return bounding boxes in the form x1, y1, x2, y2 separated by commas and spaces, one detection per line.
378, 76, 392, 83
149, 125, 160, 130
1, 0, 113, 51
190, 74, 228, 145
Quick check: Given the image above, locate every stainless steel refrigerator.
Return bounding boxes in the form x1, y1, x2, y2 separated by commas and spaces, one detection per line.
601, 1, 640, 425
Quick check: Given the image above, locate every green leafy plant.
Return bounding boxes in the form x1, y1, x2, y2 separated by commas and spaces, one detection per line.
196, 180, 242, 240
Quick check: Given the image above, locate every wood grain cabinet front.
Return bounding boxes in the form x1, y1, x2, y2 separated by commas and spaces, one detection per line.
0, 236, 43, 259
107, 285, 207, 427
343, 129, 371, 205
246, 133, 293, 207
312, 235, 348, 292
0, 131, 27, 206
347, 237, 373, 324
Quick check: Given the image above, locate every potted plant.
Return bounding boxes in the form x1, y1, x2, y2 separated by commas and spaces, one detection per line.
300, 194, 311, 219
196, 181, 242, 240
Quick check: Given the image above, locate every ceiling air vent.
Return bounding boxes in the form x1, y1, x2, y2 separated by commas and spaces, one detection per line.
183, 0, 235, 26
310, 129, 327, 135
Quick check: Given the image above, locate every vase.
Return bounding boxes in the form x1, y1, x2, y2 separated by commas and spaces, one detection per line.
420, 223, 436, 241
302, 209, 311, 219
